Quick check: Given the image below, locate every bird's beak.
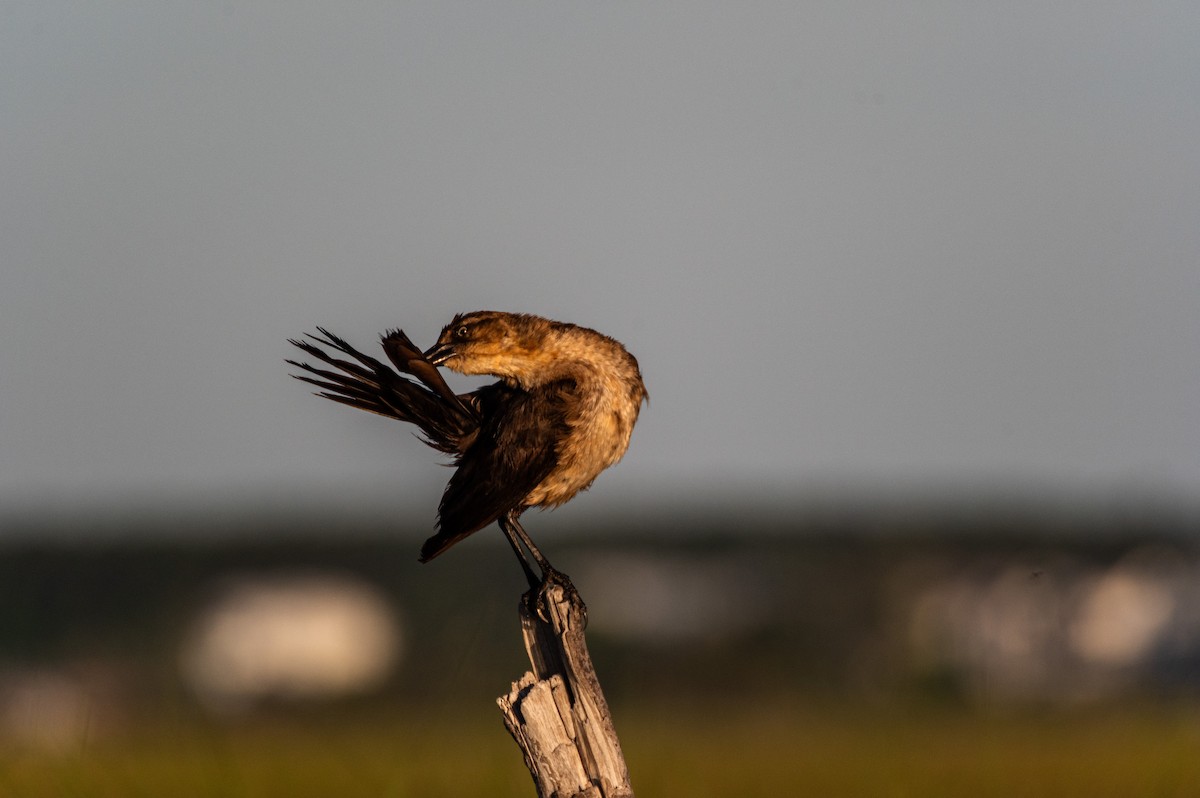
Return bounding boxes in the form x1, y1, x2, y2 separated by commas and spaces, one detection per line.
424, 341, 455, 366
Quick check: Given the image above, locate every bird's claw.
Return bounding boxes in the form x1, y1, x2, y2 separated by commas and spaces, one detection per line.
532, 568, 588, 629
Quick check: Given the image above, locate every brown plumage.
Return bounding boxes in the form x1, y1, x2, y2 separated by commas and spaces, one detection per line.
287, 311, 646, 585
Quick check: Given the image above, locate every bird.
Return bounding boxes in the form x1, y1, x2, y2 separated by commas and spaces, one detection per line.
287, 311, 647, 591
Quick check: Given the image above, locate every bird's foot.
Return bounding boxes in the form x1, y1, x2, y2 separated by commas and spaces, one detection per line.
532, 567, 588, 629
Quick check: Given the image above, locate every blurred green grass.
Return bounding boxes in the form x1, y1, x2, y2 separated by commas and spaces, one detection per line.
3, 701, 1198, 797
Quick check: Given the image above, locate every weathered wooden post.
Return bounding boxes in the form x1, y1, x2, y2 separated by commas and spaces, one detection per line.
497, 578, 635, 798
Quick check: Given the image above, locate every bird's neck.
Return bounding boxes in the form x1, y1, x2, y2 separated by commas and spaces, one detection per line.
505, 331, 627, 391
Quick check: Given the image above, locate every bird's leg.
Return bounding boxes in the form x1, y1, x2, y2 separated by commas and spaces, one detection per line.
498, 514, 541, 591
502, 511, 554, 575
502, 511, 586, 626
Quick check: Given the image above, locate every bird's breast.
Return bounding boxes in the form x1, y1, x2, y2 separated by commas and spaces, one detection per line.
523, 374, 641, 508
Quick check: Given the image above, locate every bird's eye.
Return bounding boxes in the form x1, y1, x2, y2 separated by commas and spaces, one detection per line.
455, 325, 470, 339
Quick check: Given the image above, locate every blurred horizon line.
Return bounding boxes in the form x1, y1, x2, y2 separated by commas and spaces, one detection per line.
2, 478, 1197, 543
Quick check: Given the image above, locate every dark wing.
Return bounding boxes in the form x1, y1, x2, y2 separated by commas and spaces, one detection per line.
287, 327, 479, 455
419, 380, 574, 562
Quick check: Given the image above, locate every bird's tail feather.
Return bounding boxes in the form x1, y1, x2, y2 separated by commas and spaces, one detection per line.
287, 327, 477, 455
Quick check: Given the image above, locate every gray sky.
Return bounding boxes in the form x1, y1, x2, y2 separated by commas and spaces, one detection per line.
2, 3, 1198, 518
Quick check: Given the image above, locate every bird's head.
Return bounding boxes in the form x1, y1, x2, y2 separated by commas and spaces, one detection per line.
425, 311, 557, 385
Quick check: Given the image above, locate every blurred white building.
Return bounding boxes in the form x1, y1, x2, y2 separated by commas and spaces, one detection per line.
905, 547, 1200, 702
179, 572, 402, 714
